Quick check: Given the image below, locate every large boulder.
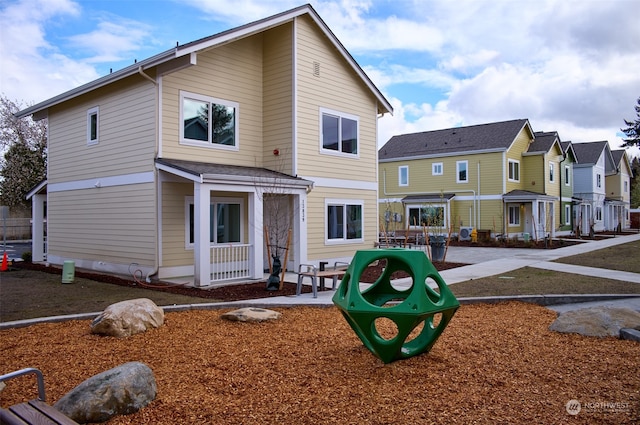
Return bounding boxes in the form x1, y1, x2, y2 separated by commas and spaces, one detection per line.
550, 307, 640, 338
91, 298, 164, 337
221, 307, 282, 322
54, 362, 157, 423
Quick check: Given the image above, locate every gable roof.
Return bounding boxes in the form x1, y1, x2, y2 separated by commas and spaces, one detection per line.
17, 4, 391, 119
528, 131, 560, 154
572, 141, 617, 174
379, 119, 531, 161
611, 149, 633, 176
560, 141, 577, 162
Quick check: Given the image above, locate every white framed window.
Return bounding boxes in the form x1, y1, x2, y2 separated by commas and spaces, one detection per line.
456, 160, 468, 183
595, 206, 602, 221
596, 173, 602, 188
87, 106, 99, 145
326, 199, 363, 243
398, 166, 408, 186
185, 196, 244, 247
564, 165, 571, 186
624, 180, 628, 192
508, 159, 520, 182
407, 204, 446, 229
432, 162, 443, 176
508, 205, 520, 226
565, 205, 571, 225
549, 162, 555, 183
180, 91, 239, 149
320, 108, 359, 156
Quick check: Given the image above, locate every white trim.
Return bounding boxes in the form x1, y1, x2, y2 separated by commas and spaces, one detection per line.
508, 159, 520, 182
398, 165, 408, 186
432, 162, 443, 176
48, 172, 154, 192
158, 77, 163, 158
299, 175, 376, 191
507, 205, 520, 226
179, 90, 239, 151
292, 18, 298, 176
319, 107, 360, 158
456, 160, 468, 183
549, 161, 555, 183
324, 198, 364, 245
185, 195, 246, 249
87, 106, 99, 145
564, 164, 571, 186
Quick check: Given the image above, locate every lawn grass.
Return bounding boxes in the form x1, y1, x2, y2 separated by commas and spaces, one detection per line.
553, 238, 640, 273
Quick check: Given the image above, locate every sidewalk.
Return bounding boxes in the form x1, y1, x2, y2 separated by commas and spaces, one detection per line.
226, 232, 640, 309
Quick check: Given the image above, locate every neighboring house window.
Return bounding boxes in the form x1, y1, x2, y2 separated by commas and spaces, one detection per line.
186, 197, 243, 246
456, 160, 468, 183
320, 108, 358, 156
564, 165, 571, 186
596, 173, 602, 188
508, 159, 520, 182
399, 166, 408, 186
432, 163, 443, 176
565, 205, 571, 225
180, 91, 238, 149
408, 205, 445, 228
624, 181, 628, 192
595, 207, 602, 221
87, 106, 99, 145
508, 206, 520, 226
549, 162, 555, 183
326, 200, 363, 242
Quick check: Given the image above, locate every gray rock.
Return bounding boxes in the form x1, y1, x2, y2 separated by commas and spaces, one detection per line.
620, 328, 640, 342
221, 307, 282, 322
91, 298, 164, 337
549, 307, 640, 337
54, 362, 156, 424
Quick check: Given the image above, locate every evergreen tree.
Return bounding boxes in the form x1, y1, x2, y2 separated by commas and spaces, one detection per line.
621, 96, 640, 148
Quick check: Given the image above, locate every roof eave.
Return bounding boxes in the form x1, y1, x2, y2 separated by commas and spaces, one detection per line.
379, 147, 506, 163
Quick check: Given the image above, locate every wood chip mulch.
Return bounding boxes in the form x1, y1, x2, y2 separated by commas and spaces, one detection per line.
1, 302, 638, 424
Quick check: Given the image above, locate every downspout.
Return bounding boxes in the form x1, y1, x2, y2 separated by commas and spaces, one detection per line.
559, 149, 567, 228
477, 161, 480, 230
138, 64, 159, 282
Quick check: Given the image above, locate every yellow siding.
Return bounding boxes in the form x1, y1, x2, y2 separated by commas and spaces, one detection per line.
295, 15, 378, 182
263, 23, 294, 174
161, 34, 265, 166
306, 187, 377, 260
522, 156, 543, 192
47, 76, 157, 183
505, 128, 533, 192
47, 183, 156, 265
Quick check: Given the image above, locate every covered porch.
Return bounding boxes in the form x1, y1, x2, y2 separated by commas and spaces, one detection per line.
155, 159, 312, 287
503, 190, 558, 240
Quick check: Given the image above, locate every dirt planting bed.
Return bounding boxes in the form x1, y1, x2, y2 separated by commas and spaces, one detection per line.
1, 302, 638, 424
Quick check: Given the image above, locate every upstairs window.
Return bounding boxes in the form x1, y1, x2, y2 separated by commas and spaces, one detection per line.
549, 162, 555, 182
87, 106, 99, 145
508, 159, 520, 182
321, 108, 358, 156
181, 91, 238, 149
456, 160, 468, 183
564, 165, 571, 186
432, 162, 443, 176
596, 173, 602, 188
399, 166, 408, 186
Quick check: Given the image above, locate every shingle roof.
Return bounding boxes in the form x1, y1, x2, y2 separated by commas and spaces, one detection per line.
529, 131, 559, 153
572, 141, 608, 164
378, 119, 530, 161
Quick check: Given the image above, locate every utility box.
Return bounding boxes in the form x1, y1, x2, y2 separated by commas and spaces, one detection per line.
62, 261, 75, 284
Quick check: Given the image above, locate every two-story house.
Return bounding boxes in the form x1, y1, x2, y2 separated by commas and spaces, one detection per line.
19, 4, 392, 287
559, 141, 578, 233
571, 141, 616, 235
605, 149, 633, 231
378, 119, 560, 241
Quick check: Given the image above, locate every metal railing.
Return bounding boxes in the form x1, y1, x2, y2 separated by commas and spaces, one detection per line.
210, 243, 251, 283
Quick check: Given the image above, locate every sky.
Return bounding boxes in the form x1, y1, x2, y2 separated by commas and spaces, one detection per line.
1, 0, 639, 158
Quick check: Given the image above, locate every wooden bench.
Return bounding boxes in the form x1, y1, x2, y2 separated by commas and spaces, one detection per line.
296, 262, 349, 298
0, 368, 79, 425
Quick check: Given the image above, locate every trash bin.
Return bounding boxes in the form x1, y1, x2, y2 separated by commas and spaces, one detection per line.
523, 233, 530, 243
62, 260, 75, 284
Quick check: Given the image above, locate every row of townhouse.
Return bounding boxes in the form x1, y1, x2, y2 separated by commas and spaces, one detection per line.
378, 119, 634, 241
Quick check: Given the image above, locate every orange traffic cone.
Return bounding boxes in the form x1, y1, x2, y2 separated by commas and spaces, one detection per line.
1, 252, 7, 272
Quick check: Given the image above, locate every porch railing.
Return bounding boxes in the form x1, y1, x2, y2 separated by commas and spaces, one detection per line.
210, 243, 251, 283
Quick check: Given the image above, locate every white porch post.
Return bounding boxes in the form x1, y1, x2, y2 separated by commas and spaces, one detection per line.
249, 188, 263, 279
194, 183, 210, 287
295, 191, 308, 268
31, 194, 46, 262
